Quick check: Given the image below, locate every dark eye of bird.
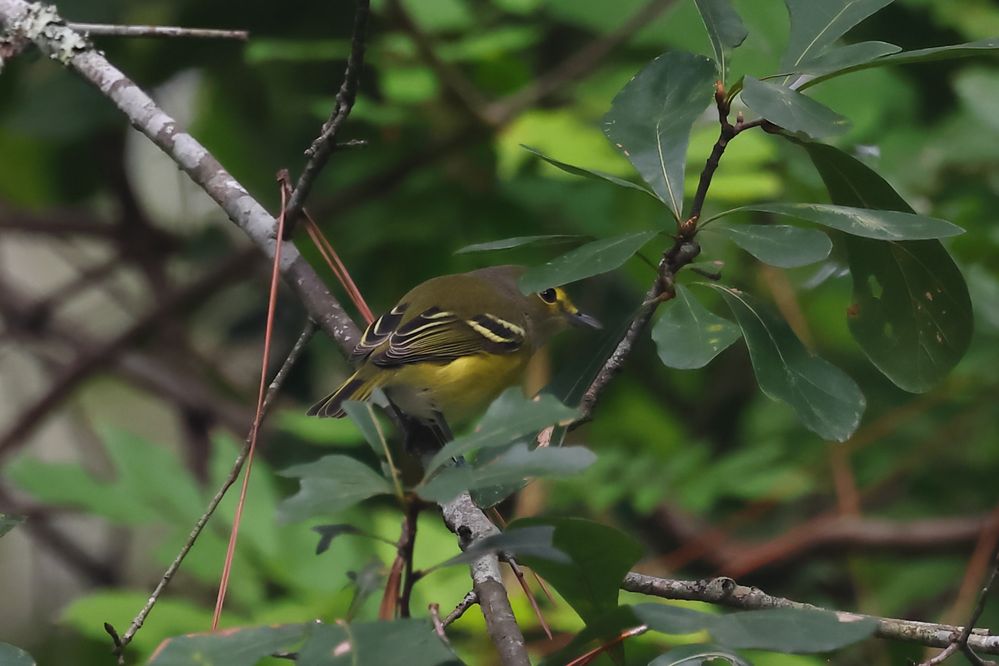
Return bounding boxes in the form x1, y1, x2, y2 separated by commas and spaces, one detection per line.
539, 288, 558, 304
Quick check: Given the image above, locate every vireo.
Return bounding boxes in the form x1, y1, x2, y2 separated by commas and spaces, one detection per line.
308, 265, 601, 432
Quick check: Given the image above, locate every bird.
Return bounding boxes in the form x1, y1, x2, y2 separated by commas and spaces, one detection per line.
307, 265, 601, 440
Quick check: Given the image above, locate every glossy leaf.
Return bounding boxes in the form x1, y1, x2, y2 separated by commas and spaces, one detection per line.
603, 51, 717, 220
708, 284, 866, 441
706, 222, 832, 267
431, 524, 569, 570
0, 513, 24, 538
741, 76, 849, 139
297, 619, 459, 666
803, 142, 973, 392
0, 644, 35, 666
149, 624, 309, 666
419, 443, 595, 502
779, 0, 894, 72
456, 234, 583, 254
693, 0, 748, 83
652, 284, 741, 369
649, 644, 750, 665
278, 455, 393, 523
519, 230, 659, 293
512, 517, 643, 624
785, 40, 900, 79
718, 202, 964, 240
522, 145, 655, 195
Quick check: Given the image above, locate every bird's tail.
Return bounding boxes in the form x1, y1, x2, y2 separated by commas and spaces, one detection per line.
307, 369, 386, 418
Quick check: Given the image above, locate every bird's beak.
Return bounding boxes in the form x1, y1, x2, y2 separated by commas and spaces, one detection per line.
570, 311, 603, 330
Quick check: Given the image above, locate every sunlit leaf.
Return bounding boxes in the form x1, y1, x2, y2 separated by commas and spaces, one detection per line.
0, 643, 35, 666
278, 455, 393, 523
0, 513, 24, 538
693, 0, 748, 84
519, 230, 660, 293
707, 284, 866, 441
705, 222, 832, 267
522, 145, 655, 195
430, 524, 569, 570
779, 0, 894, 72
297, 619, 459, 665
652, 284, 741, 369
741, 76, 849, 138
456, 234, 584, 254
148, 624, 308, 666
603, 51, 717, 220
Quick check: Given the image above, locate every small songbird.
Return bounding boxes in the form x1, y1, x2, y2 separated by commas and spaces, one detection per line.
308, 265, 601, 436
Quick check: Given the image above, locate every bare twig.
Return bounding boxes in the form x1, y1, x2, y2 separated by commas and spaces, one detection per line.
398, 499, 422, 618
918, 642, 962, 666
443, 591, 479, 626
955, 540, 999, 664
429, 603, 450, 645
67, 23, 247, 40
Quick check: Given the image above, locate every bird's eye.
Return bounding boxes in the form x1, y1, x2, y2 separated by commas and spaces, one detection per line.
538, 288, 558, 304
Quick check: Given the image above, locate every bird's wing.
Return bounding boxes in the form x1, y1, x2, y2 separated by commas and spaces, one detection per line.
354, 305, 526, 367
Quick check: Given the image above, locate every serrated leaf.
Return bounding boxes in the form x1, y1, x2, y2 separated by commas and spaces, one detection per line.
519, 231, 659, 293
706, 222, 832, 267
0, 643, 35, 666
741, 76, 849, 139
717, 202, 964, 240
648, 644, 751, 665
0, 513, 24, 538
455, 234, 584, 254
779, 0, 894, 72
278, 455, 393, 523
522, 145, 655, 195
707, 284, 865, 441
297, 619, 459, 665
652, 284, 741, 369
431, 524, 569, 570
149, 624, 309, 666
802, 142, 973, 392
693, 0, 748, 84
603, 51, 717, 220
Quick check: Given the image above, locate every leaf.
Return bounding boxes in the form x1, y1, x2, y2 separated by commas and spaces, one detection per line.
740, 76, 849, 139
425, 390, 578, 474
456, 234, 584, 254
296, 619, 460, 665
522, 145, 656, 195
693, 0, 748, 84
148, 624, 309, 666
277, 410, 366, 447
803, 142, 973, 392
717, 202, 964, 240
511, 517, 643, 624
0, 643, 35, 666
707, 284, 866, 441
431, 524, 569, 570
784, 41, 900, 79
519, 230, 660, 293
602, 51, 717, 220
342, 401, 392, 460
706, 222, 832, 268
418, 443, 596, 502
648, 644, 751, 665
652, 284, 741, 369
312, 524, 366, 555
0, 513, 24, 538
278, 455, 393, 523
779, 0, 894, 72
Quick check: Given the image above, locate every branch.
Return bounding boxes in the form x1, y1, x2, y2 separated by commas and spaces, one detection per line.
66, 23, 247, 40
955, 540, 999, 664
621, 573, 999, 655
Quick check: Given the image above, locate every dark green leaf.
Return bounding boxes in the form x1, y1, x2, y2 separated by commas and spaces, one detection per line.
511, 517, 643, 624
148, 624, 308, 666
297, 619, 460, 665
634, 603, 717, 634
0, 643, 35, 666
0, 513, 24, 538
708, 284, 865, 441
456, 234, 584, 254
419, 443, 595, 502
312, 524, 365, 555
779, 0, 894, 72
425, 389, 578, 474
342, 401, 391, 459
522, 145, 655, 195
278, 455, 393, 523
709, 608, 878, 652
648, 644, 751, 665
741, 76, 849, 139
786, 41, 900, 78
718, 202, 964, 240
519, 231, 660, 293
431, 524, 569, 570
706, 222, 832, 267
652, 284, 741, 369
603, 51, 717, 220
803, 142, 973, 392
693, 0, 748, 83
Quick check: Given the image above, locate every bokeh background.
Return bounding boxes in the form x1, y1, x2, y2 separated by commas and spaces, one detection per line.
1, 0, 998, 663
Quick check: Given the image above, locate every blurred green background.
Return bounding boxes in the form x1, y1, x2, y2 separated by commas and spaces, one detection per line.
1, 0, 998, 663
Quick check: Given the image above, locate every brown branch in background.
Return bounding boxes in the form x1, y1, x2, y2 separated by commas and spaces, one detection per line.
397, 499, 423, 618
106, 320, 316, 664
621, 573, 999, 655
66, 23, 248, 40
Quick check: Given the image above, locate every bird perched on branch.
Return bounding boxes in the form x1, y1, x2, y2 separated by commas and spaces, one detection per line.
308, 265, 600, 440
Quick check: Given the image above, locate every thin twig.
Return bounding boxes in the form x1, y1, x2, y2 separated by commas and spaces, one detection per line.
429, 603, 450, 645
398, 499, 423, 618
918, 642, 962, 666
66, 23, 247, 40
443, 591, 479, 626
107, 320, 316, 663
955, 540, 999, 664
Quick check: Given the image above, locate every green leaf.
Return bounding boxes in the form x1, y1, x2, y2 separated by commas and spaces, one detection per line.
511, 517, 643, 624
707, 284, 865, 441
342, 401, 392, 460
693, 0, 748, 84
425, 389, 578, 474
706, 222, 832, 268
803, 142, 973, 392
312, 524, 366, 555
717, 202, 964, 240
708, 608, 878, 652
522, 145, 656, 195
519, 230, 660, 293
431, 524, 569, 570
278, 455, 393, 523
652, 284, 741, 369
649, 644, 750, 665
418, 443, 596, 502
297, 619, 460, 665
456, 234, 584, 254
148, 624, 309, 666
0, 643, 35, 666
276, 410, 366, 447
0, 513, 24, 538
784, 41, 900, 78
603, 51, 717, 220
779, 0, 894, 72
740, 76, 849, 139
